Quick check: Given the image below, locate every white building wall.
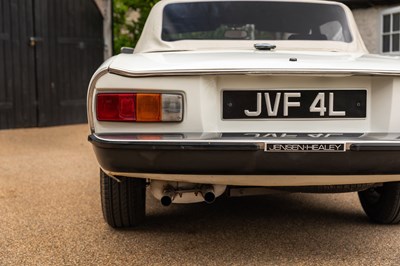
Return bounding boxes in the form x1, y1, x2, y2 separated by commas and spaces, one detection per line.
352, 5, 400, 55
352, 7, 386, 54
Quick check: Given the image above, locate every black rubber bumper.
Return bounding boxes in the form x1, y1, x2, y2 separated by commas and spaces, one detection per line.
88, 133, 400, 175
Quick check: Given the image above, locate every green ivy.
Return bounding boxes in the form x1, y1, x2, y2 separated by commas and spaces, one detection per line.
113, 0, 160, 54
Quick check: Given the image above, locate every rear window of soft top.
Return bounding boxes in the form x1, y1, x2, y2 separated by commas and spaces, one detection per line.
162, 1, 353, 42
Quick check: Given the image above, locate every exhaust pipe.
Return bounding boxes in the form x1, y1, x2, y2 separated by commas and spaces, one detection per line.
161, 187, 176, 207
201, 185, 216, 204
150, 181, 226, 205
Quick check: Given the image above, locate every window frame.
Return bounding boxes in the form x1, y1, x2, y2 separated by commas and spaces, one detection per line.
381, 6, 400, 55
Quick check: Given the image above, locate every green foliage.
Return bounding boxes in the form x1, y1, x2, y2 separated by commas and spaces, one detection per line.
113, 0, 159, 54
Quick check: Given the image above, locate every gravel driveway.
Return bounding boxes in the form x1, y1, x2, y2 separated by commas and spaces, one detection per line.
1, 124, 399, 265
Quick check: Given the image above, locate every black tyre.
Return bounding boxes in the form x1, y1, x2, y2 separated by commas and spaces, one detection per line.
100, 169, 146, 228
358, 182, 400, 224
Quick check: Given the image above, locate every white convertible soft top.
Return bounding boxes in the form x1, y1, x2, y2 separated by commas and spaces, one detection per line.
134, 0, 368, 54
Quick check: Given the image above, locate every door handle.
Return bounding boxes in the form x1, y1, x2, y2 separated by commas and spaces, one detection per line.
29, 36, 43, 47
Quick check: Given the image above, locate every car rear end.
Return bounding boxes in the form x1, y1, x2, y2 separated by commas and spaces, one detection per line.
87, 0, 400, 228
88, 60, 400, 183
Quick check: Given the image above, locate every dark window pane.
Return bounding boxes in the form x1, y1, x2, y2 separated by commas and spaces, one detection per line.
394, 13, 400, 32
383, 15, 391, 33
162, 2, 353, 42
393, 34, 400, 52
383, 35, 390, 52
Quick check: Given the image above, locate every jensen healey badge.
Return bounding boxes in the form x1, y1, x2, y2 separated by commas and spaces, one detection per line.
265, 143, 346, 152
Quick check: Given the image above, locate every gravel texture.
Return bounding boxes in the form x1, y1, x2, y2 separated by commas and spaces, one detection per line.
1, 124, 400, 265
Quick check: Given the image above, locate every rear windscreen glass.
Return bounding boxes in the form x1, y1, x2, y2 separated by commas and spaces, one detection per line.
162, 1, 353, 42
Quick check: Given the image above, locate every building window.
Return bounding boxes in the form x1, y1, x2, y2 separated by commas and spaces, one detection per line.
382, 6, 400, 54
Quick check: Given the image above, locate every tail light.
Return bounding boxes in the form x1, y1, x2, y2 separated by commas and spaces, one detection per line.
136, 94, 161, 121
96, 93, 183, 122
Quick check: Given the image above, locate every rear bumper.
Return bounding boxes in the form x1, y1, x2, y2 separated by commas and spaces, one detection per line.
89, 133, 400, 185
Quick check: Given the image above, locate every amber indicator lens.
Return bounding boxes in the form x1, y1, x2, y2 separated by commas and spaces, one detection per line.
136, 94, 161, 121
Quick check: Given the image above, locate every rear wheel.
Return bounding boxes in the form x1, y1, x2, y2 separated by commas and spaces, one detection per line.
100, 169, 146, 228
358, 182, 400, 224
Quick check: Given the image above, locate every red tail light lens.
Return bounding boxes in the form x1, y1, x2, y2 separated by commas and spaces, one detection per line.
96, 94, 136, 121
119, 95, 136, 120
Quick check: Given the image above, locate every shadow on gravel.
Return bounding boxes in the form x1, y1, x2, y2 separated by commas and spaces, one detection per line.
103, 193, 396, 264
141, 193, 368, 231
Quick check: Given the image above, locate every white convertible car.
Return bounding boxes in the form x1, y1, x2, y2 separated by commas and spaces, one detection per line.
88, 0, 400, 228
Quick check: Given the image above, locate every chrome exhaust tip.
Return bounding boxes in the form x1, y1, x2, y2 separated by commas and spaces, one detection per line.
201, 185, 216, 204
161, 195, 172, 206
161, 188, 175, 207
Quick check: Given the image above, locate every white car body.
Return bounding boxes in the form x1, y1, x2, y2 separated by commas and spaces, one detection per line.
88, 0, 400, 227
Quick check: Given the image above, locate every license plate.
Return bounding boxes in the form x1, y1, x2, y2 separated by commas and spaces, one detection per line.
223, 90, 366, 119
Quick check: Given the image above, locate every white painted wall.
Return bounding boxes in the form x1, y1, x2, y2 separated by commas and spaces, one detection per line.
352, 5, 400, 55
352, 7, 383, 54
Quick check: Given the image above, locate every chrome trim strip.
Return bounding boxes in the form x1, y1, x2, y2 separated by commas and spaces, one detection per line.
109, 68, 400, 78
87, 69, 109, 133
102, 170, 400, 187
350, 143, 400, 151
92, 133, 400, 151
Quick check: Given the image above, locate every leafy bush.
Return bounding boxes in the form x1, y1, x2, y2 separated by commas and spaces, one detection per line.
113, 0, 159, 54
